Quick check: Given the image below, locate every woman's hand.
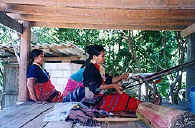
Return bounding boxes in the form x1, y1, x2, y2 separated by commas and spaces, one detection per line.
112, 73, 129, 83
119, 73, 129, 81
100, 83, 123, 94
112, 84, 123, 94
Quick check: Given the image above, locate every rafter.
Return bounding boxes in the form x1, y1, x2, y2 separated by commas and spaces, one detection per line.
0, 0, 9, 11
0, 11, 23, 33
2, 0, 195, 9
181, 23, 195, 37
31, 22, 187, 31
9, 14, 193, 26
4, 4, 195, 20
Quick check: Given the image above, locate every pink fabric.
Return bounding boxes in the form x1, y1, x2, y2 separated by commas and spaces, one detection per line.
63, 79, 84, 96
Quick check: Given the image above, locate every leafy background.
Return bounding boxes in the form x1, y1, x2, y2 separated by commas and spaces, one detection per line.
0, 24, 187, 104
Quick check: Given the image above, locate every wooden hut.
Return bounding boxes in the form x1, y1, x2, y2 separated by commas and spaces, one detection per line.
1, 1, 195, 127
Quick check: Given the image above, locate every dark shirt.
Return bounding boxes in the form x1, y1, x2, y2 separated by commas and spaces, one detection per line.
27, 64, 49, 83
83, 63, 112, 94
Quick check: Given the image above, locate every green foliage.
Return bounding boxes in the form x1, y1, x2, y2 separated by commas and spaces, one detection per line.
0, 25, 186, 101
0, 24, 18, 45
31, 27, 59, 44
157, 77, 170, 98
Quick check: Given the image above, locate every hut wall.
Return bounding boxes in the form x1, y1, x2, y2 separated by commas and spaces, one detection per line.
1, 64, 19, 108
44, 63, 81, 92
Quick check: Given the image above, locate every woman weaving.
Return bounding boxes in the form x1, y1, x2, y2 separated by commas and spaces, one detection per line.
63, 45, 128, 102
63, 44, 141, 113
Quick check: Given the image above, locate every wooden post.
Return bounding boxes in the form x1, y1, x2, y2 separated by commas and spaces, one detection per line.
186, 33, 195, 104
17, 21, 31, 103
181, 24, 195, 104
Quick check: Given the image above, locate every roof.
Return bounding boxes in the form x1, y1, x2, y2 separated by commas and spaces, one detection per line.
1, 0, 195, 30
0, 43, 87, 63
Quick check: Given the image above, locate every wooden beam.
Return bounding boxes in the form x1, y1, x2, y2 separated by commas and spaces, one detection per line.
44, 56, 81, 63
32, 22, 187, 31
181, 23, 195, 37
0, 0, 9, 11
5, 5, 195, 29
18, 21, 31, 102
0, 11, 23, 33
5, 4, 195, 20
3, 3, 195, 30
3, 0, 195, 9
10, 13, 194, 26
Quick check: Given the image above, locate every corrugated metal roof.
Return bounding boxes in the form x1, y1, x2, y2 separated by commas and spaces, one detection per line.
0, 43, 87, 63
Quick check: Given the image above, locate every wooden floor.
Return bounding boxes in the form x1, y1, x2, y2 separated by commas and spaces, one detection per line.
0, 102, 148, 128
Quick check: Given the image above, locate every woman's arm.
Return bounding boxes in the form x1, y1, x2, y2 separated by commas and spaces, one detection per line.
27, 78, 37, 101
112, 73, 129, 83
100, 83, 123, 94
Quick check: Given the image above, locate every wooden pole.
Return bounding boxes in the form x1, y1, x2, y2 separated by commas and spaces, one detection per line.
17, 21, 31, 103
186, 33, 195, 104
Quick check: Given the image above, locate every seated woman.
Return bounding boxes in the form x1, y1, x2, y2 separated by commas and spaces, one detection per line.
83, 45, 141, 112
63, 66, 85, 96
63, 45, 128, 102
27, 49, 63, 102
83, 45, 126, 95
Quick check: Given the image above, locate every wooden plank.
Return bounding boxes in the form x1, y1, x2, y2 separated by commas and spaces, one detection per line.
32, 22, 187, 31
0, 102, 39, 124
1, 63, 19, 108
0, 102, 36, 120
6, 7, 195, 24
3, 64, 19, 92
22, 103, 54, 128
44, 122, 73, 128
44, 120, 147, 128
11, 14, 194, 26
0, 11, 23, 33
17, 21, 30, 102
2, 1, 195, 31
4, 4, 195, 30
3, 0, 195, 9
181, 23, 195, 37
94, 117, 139, 122
99, 119, 148, 128
0, 103, 54, 128
5, 4, 195, 20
